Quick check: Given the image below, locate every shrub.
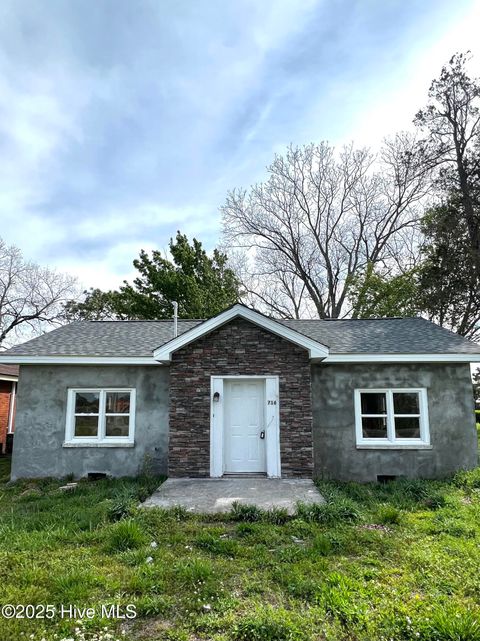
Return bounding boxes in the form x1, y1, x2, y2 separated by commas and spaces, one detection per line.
105, 519, 147, 552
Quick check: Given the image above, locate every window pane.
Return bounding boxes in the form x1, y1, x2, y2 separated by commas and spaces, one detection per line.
75, 392, 99, 413
393, 393, 419, 414
361, 393, 387, 415
105, 392, 130, 414
74, 415, 98, 437
105, 415, 130, 437
362, 416, 387, 439
395, 416, 420, 439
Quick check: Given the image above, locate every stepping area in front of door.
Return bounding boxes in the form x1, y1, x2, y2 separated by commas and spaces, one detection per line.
142, 478, 324, 514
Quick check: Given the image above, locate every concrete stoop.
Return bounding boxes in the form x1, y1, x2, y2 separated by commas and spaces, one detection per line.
141, 477, 324, 514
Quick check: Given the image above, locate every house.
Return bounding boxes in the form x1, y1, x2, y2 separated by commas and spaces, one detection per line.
1, 304, 480, 482
0, 364, 18, 455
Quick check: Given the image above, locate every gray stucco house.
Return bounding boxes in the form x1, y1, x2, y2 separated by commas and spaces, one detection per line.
2, 304, 480, 482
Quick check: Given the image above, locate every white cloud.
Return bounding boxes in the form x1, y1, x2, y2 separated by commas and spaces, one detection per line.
0, 0, 479, 296
335, 2, 480, 148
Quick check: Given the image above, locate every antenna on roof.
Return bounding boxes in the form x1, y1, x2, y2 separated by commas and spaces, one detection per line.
172, 301, 178, 338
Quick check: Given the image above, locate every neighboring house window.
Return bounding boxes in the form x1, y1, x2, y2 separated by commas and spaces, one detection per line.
65, 388, 136, 445
354, 388, 430, 447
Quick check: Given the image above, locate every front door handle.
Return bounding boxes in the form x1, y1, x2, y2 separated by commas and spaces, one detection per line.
260, 431, 265, 440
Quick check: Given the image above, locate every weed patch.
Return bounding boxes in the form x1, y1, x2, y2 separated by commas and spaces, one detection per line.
2, 459, 480, 640
105, 518, 147, 552
233, 606, 309, 641
296, 497, 361, 524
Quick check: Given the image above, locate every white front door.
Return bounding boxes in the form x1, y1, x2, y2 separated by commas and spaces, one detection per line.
224, 379, 266, 473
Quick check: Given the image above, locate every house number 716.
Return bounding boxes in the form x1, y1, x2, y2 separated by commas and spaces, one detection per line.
267, 400, 277, 405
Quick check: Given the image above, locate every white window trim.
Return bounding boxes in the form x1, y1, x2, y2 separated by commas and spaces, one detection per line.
64, 388, 136, 447
354, 388, 430, 449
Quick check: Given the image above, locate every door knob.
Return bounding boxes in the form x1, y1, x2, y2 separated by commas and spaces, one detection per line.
260, 431, 265, 440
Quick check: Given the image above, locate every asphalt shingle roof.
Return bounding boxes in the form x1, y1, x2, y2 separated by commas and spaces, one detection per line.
2, 320, 202, 357
279, 318, 480, 354
3, 316, 480, 357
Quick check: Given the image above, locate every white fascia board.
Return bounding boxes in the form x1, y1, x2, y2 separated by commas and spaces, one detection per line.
153, 304, 329, 362
0, 375, 18, 381
0, 356, 160, 365
324, 353, 480, 363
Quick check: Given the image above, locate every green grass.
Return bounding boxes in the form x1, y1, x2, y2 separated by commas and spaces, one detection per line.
1, 432, 480, 640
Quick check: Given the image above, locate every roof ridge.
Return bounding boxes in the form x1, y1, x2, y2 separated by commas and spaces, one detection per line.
80, 317, 423, 324
282, 316, 420, 321
85, 319, 205, 323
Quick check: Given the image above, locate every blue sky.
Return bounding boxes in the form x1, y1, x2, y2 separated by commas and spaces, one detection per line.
0, 0, 479, 289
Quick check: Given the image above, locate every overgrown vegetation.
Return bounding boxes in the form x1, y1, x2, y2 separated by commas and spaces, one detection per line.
2, 438, 480, 640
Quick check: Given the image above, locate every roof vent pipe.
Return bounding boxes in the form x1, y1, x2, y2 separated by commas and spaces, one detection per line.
172, 301, 178, 338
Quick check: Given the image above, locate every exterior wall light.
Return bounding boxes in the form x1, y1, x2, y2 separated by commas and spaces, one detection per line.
213, 392, 220, 402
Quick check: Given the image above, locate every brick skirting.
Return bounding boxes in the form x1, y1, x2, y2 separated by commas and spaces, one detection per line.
168, 317, 313, 477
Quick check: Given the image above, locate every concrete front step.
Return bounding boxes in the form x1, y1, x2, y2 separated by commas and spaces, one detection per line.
141, 477, 324, 514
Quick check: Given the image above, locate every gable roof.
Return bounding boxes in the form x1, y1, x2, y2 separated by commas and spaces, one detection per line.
1, 305, 479, 364
153, 304, 329, 362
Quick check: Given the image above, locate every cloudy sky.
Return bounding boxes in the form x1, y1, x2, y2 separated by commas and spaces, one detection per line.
1, 0, 479, 290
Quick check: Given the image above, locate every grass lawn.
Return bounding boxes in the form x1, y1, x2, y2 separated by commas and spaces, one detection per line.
1, 426, 480, 641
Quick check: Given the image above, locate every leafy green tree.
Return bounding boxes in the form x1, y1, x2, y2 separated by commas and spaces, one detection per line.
348, 197, 480, 339
348, 262, 420, 319
417, 197, 480, 339
66, 232, 240, 320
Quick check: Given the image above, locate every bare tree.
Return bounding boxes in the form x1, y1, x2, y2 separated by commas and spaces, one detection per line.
222, 136, 430, 318
0, 238, 78, 348
415, 52, 480, 274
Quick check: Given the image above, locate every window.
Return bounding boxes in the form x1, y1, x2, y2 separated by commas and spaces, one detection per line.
65, 388, 136, 445
354, 388, 430, 448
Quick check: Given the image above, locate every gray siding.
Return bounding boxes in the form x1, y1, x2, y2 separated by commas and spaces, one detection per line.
11, 365, 169, 480
10, 362, 478, 482
312, 363, 478, 481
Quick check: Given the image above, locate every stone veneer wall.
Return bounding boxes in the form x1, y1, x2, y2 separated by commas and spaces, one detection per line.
168, 318, 313, 477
